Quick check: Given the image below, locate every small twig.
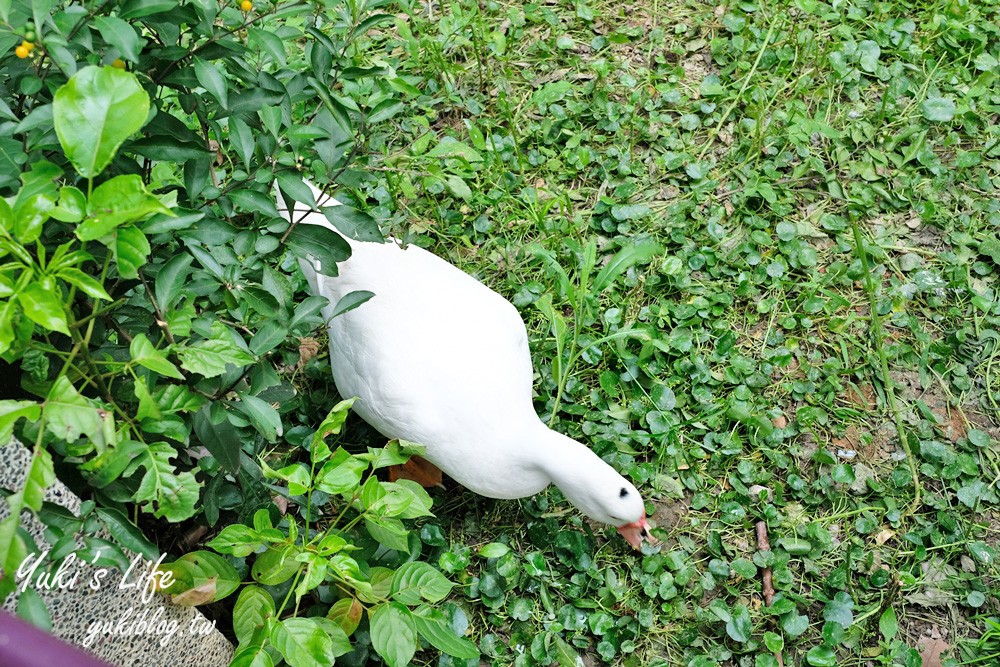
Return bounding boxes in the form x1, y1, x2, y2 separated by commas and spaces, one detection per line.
755, 520, 785, 667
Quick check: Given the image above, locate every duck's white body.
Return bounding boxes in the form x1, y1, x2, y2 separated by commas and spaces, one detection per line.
280, 182, 650, 541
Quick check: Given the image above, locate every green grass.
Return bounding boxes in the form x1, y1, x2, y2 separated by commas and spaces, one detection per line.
334, 0, 1000, 664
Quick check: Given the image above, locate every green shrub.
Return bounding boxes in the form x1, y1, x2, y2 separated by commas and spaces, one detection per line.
0, 0, 475, 662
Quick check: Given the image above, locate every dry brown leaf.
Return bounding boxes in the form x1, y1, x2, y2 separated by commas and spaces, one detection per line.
917, 636, 949, 667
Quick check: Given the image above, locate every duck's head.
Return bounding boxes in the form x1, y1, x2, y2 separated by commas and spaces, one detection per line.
547, 450, 656, 550
567, 476, 655, 550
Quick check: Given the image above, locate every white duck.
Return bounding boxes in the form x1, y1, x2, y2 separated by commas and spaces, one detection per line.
278, 181, 653, 549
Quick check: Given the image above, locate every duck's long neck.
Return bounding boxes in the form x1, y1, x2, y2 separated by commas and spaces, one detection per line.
529, 423, 616, 520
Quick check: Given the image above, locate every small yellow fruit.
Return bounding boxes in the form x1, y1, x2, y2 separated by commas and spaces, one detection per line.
21, 41, 34, 52
15, 45, 28, 59
240, 0, 252, 10
112, 58, 126, 69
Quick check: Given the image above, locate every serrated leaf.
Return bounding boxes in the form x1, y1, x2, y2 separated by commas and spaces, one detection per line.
321, 204, 383, 242
130, 333, 184, 379
135, 441, 201, 520
233, 394, 283, 443
79, 175, 171, 240
43, 376, 114, 450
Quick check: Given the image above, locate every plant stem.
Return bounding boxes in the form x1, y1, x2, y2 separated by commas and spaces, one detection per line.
849, 218, 922, 516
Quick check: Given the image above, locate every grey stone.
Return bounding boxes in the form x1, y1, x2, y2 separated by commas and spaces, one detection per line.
1, 439, 233, 667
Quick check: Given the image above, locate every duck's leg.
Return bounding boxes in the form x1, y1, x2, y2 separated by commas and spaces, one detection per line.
389, 455, 444, 489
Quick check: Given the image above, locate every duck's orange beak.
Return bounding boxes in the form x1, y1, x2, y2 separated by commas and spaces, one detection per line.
617, 513, 656, 550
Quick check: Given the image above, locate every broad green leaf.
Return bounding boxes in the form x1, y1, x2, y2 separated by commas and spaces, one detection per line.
0, 400, 40, 443
321, 204, 383, 242
43, 376, 114, 450
12, 193, 54, 244
315, 449, 368, 494
233, 394, 282, 442
726, 604, 752, 643
234, 586, 275, 646
411, 607, 479, 659
94, 16, 141, 61
425, 137, 482, 162
552, 633, 584, 667
130, 333, 183, 378
276, 172, 318, 208
194, 58, 228, 108
252, 546, 301, 586
53, 66, 150, 178
857, 40, 880, 72
479, 543, 510, 558
16, 445, 55, 512
805, 645, 836, 666
119, 0, 178, 18
96, 507, 159, 561
271, 618, 335, 667
823, 591, 854, 628
390, 561, 454, 604
365, 515, 410, 551
921, 97, 956, 122
206, 524, 262, 558
58, 268, 112, 301
285, 223, 351, 277
879, 606, 898, 640
79, 175, 171, 240
609, 203, 651, 221
115, 225, 151, 279
17, 282, 69, 335
370, 603, 417, 667
327, 597, 363, 636
230, 646, 273, 667
177, 324, 255, 378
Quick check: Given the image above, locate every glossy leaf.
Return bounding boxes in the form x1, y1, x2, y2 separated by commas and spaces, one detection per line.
17, 282, 69, 335
130, 333, 183, 378
53, 66, 150, 177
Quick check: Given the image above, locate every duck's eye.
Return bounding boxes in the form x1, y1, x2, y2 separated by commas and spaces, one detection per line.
619, 487, 628, 498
